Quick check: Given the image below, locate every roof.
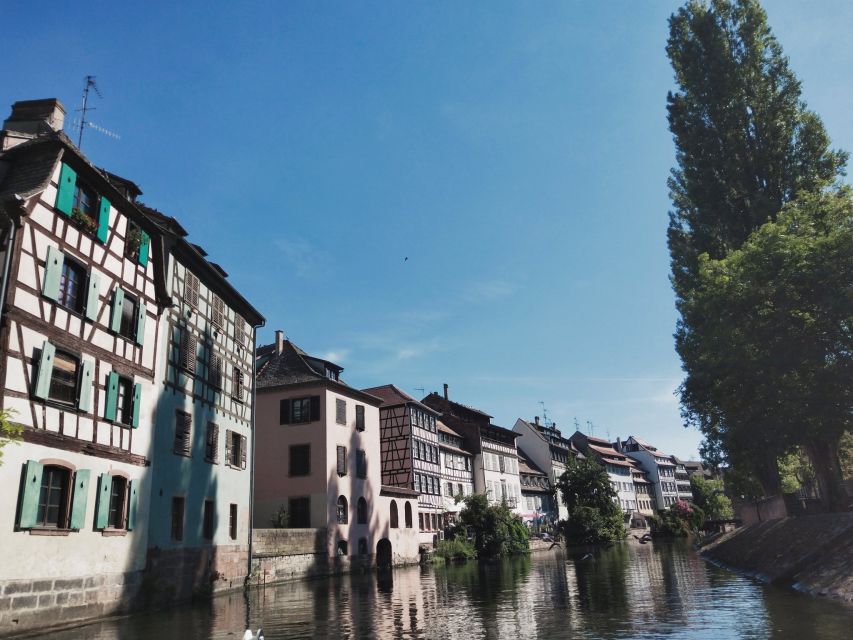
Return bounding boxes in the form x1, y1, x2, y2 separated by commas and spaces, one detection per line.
361, 384, 438, 415
256, 339, 381, 405
380, 485, 419, 498
0, 139, 60, 201
517, 449, 547, 477
483, 423, 520, 441
437, 420, 463, 439
422, 391, 493, 419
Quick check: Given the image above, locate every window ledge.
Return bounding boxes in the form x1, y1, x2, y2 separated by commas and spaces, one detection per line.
29, 528, 71, 536
102, 529, 128, 537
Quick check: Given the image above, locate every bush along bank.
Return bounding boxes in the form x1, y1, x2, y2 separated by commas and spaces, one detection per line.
700, 512, 853, 604
438, 494, 529, 562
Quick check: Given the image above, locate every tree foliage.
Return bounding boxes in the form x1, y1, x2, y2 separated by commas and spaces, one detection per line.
556, 456, 625, 545
689, 475, 733, 519
455, 493, 529, 558
0, 409, 22, 466
666, 0, 850, 505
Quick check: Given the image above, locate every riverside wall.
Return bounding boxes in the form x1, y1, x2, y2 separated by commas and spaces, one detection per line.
700, 512, 853, 604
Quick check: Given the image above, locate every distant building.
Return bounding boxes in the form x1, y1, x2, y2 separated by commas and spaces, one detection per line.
253, 333, 420, 567
512, 416, 577, 519
616, 436, 679, 509
437, 420, 474, 524
361, 384, 444, 545
570, 432, 638, 519
671, 457, 695, 503
422, 385, 522, 513
517, 449, 556, 524
627, 459, 654, 526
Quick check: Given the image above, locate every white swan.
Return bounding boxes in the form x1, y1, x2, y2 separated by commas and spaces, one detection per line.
243, 628, 264, 640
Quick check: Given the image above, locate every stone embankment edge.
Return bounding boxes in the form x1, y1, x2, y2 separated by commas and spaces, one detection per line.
698, 512, 853, 606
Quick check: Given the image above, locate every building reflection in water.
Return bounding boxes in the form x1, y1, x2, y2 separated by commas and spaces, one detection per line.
37, 541, 853, 640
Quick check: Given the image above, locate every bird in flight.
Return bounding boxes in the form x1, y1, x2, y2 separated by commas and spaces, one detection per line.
404, 257, 408, 262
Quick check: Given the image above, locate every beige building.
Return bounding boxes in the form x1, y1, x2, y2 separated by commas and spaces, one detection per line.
253, 333, 420, 566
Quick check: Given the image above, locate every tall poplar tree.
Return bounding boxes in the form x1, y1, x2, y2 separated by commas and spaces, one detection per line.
666, 0, 848, 495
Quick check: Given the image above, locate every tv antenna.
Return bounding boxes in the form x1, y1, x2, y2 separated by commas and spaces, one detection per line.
74, 76, 120, 148
538, 401, 552, 427
414, 387, 425, 398
587, 420, 595, 437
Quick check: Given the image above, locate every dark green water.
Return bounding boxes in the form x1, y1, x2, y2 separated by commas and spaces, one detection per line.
40, 541, 853, 639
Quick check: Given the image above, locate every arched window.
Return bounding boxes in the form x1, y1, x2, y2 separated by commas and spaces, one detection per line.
390, 500, 398, 528
357, 497, 368, 524
404, 502, 413, 528
336, 496, 348, 524
337, 539, 348, 556
358, 537, 368, 555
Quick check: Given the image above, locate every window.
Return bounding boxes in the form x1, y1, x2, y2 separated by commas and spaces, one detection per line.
337, 445, 347, 476
337, 540, 348, 556
355, 405, 365, 431
226, 430, 247, 469
58, 257, 87, 314
390, 501, 398, 528
116, 376, 133, 426
229, 503, 237, 540
203, 500, 215, 540
47, 349, 79, 406
404, 502, 413, 528
289, 444, 310, 476
118, 291, 137, 340
180, 329, 197, 373
205, 423, 219, 463
36, 465, 71, 528
356, 450, 367, 479
233, 368, 244, 401
171, 496, 185, 541
173, 411, 192, 457
280, 396, 319, 424
72, 182, 98, 230
357, 497, 367, 524
184, 271, 199, 307
211, 294, 225, 328
208, 351, 223, 388
358, 537, 368, 555
288, 497, 310, 528
336, 399, 346, 425
419, 513, 424, 530
234, 315, 246, 348
336, 496, 348, 524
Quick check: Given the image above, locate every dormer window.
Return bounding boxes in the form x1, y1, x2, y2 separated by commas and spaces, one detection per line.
325, 367, 338, 381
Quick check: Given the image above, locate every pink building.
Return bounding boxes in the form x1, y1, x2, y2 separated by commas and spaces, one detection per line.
253, 332, 419, 566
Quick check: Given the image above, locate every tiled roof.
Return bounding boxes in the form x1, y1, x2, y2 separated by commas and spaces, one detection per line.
0, 140, 59, 201
361, 384, 437, 414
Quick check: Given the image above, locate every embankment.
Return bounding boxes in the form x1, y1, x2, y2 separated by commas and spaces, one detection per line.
700, 513, 853, 603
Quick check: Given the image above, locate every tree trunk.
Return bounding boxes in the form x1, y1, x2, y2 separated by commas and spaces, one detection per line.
754, 454, 782, 497
803, 436, 848, 512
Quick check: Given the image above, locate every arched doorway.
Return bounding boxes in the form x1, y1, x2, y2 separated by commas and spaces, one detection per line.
376, 538, 392, 568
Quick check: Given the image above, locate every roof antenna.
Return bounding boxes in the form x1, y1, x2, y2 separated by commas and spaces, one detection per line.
538, 401, 552, 428
587, 420, 594, 437
74, 76, 119, 148
414, 387, 425, 397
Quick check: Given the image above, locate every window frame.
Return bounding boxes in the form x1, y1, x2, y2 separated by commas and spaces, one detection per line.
336, 495, 348, 524
171, 496, 185, 541
184, 271, 199, 308
205, 422, 219, 464
173, 410, 192, 457
229, 503, 238, 540
203, 499, 215, 540
117, 291, 138, 340
46, 348, 80, 408
107, 475, 129, 531
335, 398, 346, 425
115, 375, 134, 426
57, 255, 88, 315
289, 444, 311, 477
35, 464, 72, 529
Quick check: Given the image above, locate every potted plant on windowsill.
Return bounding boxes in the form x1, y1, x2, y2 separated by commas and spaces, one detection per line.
70, 207, 99, 234
125, 225, 142, 260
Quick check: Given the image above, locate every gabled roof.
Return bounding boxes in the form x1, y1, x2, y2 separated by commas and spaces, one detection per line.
361, 384, 438, 415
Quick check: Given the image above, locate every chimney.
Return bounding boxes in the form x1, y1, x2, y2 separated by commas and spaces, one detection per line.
616, 437, 622, 452
2, 99, 66, 149
534, 416, 540, 425
443, 383, 449, 400
275, 330, 284, 355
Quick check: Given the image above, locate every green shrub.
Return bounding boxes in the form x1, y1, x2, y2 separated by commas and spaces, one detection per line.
435, 536, 476, 561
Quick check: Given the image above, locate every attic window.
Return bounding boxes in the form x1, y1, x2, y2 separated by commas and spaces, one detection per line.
325, 367, 338, 381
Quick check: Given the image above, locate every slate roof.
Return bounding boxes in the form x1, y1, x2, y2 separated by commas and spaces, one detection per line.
517, 449, 547, 477
361, 384, 438, 414
422, 391, 493, 419
0, 137, 60, 201
256, 339, 335, 388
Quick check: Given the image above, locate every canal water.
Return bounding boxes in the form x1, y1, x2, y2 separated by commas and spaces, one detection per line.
40, 540, 853, 639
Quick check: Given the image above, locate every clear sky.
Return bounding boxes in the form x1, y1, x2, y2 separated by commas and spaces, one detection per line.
4, 1, 853, 459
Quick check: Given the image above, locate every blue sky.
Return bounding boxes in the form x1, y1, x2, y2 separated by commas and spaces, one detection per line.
5, 1, 853, 459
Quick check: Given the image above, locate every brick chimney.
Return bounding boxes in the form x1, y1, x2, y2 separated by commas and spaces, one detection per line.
275, 330, 284, 355
2, 99, 66, 150
534, 416, 540, 425
443, 383, 449, 400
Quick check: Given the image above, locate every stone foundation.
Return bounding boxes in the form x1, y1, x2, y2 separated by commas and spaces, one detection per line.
142, 544, 248, 606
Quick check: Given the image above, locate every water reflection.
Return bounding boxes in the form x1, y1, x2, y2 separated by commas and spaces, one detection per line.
40, 541, 853, 640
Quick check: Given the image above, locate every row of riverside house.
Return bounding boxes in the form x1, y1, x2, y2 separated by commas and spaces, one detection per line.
0, 99, 264, 634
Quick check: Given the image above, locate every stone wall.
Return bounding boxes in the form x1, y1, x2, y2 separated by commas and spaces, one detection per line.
701, 512, 853, 603
142, 544, 248, 607
0, 571, 143, 636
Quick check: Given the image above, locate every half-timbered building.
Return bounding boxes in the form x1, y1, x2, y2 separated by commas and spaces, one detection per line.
517, 449, 555, 525
437, 420, 474, 523
571, 431, 638, 520
142, 203, 264, 598
0, 99, 166, 631
421, 385, 523, 515
253, 333, 420, 567
361, 384, 443, 544
513, 416, 578, 519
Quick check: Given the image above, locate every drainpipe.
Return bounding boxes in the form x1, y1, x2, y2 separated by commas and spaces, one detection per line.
247, 318, 265, 585
0, 197, 24, 326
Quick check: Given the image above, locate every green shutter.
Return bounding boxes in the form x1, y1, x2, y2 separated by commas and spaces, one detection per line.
55, 163, 77, 215
95, 473, 112, 529
18, 460, 44, 529
69, 469, 90, 530
127, 480, 139, 531
131, 383, 141, 428
96, 197, 110, 243
33, 341, 56, 400
138, 232, 150, 266
135, 301, 146, 345
85, 272, 100, 321
105, 372, 119, 421
42, 245, 64, 301
109, 287, 124, 332
78, 359, 94, 412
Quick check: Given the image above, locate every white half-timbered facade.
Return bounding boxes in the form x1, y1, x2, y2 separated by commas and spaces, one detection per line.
437, 420, 474, 522
0, 100, 166, 632
362, 384, 443, 544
